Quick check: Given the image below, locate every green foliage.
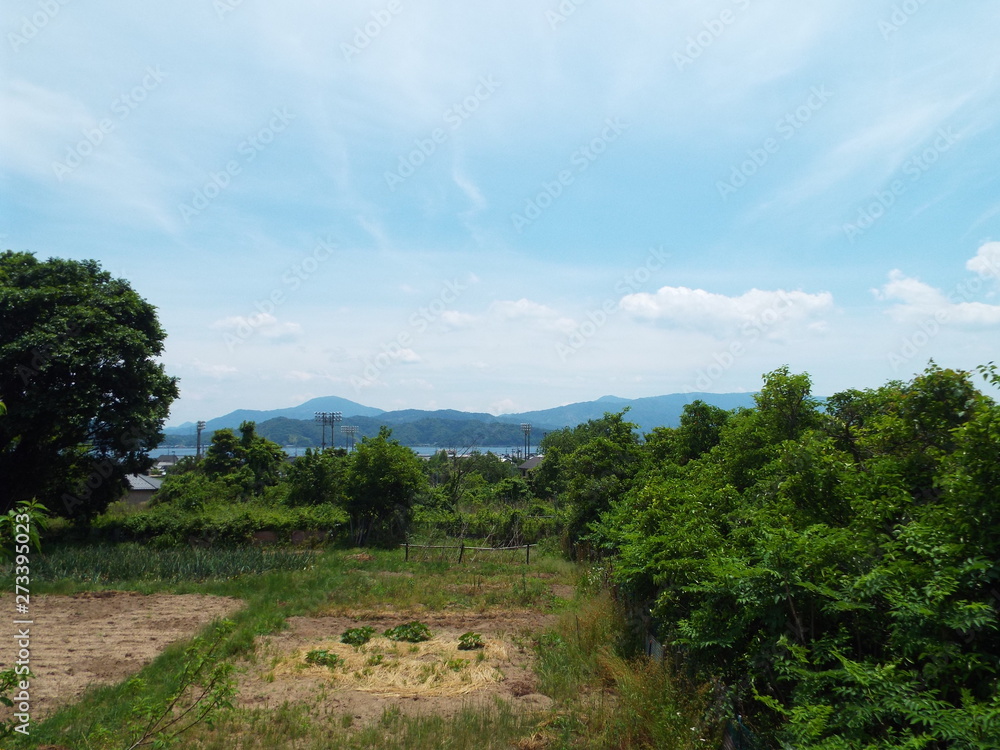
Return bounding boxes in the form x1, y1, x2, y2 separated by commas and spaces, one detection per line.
284, 448, 347, 506
0, 498, 49, 561
93, 499, 346, 546
121, 619, 236, 749
0, 251, 178, 519
340, 626, 376, 647
457, 632, 484, 650
550, 410, 646, 548
383, 621, 432, 642
345, 426, 428, 546
604, 364, 1000, 748
201, 422, 285, 496
304, 649, 345, 669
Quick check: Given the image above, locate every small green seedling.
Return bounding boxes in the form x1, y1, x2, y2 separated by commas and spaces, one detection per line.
458, 632, 485, 650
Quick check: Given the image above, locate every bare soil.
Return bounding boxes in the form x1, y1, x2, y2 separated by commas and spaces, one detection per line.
0, 591, 243, 720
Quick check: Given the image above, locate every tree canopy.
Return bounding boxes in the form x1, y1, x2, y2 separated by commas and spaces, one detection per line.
597, 364, 1000, 748
0, 251, 177, 519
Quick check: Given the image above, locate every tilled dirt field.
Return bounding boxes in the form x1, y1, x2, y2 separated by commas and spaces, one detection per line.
0, 591, 244, 720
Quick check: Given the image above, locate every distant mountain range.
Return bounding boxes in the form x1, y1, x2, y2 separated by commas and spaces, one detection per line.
162, 392, 758, 449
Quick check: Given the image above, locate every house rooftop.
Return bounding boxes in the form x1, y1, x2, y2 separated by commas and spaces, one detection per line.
127, 474, 163, 491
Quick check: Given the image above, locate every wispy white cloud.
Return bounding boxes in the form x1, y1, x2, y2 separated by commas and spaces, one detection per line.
210, 314, 302, 343
490, 298, 576, 333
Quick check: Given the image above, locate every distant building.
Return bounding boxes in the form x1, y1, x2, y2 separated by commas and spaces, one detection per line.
517, 455, 543, 478
125, 474, 162, 505
153, 454, 181, 473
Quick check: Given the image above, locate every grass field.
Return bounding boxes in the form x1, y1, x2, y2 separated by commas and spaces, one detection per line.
1, 544, 720, 749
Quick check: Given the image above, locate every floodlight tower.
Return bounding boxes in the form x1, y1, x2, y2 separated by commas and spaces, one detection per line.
342, 425, 358, 451
520, 423, 532, 459
315, 412, 331, 450
331, 411, 342, 449
196, 421, 207, 461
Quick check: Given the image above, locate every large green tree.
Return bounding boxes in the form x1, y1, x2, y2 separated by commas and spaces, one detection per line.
0, 251, 177, 519
345, 426, 427, 546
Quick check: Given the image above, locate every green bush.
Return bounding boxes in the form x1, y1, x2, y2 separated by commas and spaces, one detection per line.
383, 622, 431, 642
340, 626, 376, 647
91, 501, 347, 546
457, 632, 484, 650
304, 649, 344, 669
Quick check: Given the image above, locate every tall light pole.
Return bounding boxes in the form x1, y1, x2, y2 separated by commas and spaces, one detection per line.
196, 421, 206, 461
331, 411, 342, 450
315, 412, 343, 451
521, 423, 532, 459
342, 425, 358, 451
315, 412, 330, 450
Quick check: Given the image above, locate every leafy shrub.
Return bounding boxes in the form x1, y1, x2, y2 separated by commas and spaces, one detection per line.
457, 632, 485, 650
383, 622, 431, 642
340, 626, 376, 647
304, 649, 344, 669
92, 501, 347, 546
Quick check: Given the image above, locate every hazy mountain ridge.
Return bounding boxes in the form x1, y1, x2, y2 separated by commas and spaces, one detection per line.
163, 392, 759, 445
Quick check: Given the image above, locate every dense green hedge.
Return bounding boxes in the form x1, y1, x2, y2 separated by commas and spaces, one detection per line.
92, 501, 347, 547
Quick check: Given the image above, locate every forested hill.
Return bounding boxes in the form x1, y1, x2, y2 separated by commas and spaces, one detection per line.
160, 416, 551, 450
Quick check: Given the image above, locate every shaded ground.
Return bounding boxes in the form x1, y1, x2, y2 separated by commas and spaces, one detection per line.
0, 591, 243, 720
239, 610, 558, 726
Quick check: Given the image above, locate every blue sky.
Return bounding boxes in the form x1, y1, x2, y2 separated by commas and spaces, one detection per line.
2, 0, 999, 426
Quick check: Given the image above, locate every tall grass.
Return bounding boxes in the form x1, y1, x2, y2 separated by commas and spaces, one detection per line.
534, 592, 722, 749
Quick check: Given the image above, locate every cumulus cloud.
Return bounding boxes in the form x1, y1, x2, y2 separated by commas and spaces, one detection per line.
620, 286, 834, 335
875, 269, 1000, 327
966, 241, 1000, 280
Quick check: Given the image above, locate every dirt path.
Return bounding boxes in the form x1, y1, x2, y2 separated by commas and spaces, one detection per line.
0, 591, 243, 720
